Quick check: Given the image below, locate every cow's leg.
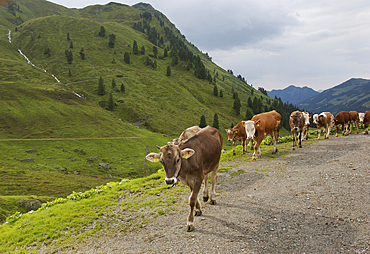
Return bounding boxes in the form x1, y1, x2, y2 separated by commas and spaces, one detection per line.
242, 138, 246, 154
298, 131, 302, 148
364, 124, 369, 135
232, 140, 236, 155
252, 137, 262, 160
317, 128, 321, 140
356, 121, 359, 134
210, 168, 218, 205
291, 130, 296, 150
271, 132, 277, 154
249, 139, 254, 151
324, 126, 329, 139
187, 181, 202, 232
203, 173, 209, 202
335, 126, 339, 137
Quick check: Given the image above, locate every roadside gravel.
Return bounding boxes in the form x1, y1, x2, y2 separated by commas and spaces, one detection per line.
54, 134, 370, 253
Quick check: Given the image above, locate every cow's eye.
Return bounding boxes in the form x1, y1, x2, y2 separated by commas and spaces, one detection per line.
176, 158, 180, 163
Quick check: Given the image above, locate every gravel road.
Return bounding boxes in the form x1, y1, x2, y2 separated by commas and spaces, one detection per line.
57, 134, 370, 254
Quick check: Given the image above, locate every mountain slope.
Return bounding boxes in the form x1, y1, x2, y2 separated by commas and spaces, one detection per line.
267, 85, 319, 106
298, 78, 370, 114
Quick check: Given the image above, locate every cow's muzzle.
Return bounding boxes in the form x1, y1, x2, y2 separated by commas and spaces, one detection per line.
293, 127, 299, 131
165, 177, 177, 185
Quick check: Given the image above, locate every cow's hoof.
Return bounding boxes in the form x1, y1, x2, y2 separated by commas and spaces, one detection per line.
203, 196, 209, 202
195, 211, 202, 216
292, 147, 295, 150
210, 200, 216, 205
299, 145, 302, 148
233, 153, 236, 156
187, 225, 195, 232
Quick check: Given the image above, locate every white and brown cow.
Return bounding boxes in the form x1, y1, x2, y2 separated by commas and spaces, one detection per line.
225, 121, 248, 155
289, 110, 305, 150
348, 111, 359, 134
312, 112, 335, 139
301, 112, 312, 141
360, 110, 370, 134
172, 125, 202, 145
244, 110, 282, 161
146, 126, 223, 232
334, 111, 351, 137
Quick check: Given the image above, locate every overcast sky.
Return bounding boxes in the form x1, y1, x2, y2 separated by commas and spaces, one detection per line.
46, 0, 370, 91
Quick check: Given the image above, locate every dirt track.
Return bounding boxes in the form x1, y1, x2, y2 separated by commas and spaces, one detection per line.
60, 134, 370, 253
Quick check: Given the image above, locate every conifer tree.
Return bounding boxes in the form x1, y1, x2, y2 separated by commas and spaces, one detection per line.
97, 76, 105, 96
68, 68, 72, 77
233, 97, 241, 115
98, 26, 106, 37
133, 40, 139, 54
199, 115, 207, 128
213, 85, 218, 96
107, 92, 114, 111
166, 66, 171, 77
153, 46, 158, 58
140, 46, 145, 55
120, 83, 125, 92
212, 113, 219, 130
69, 41, 73, 49
164, 48, 168, 57
220, 89, 223, 98
67, 33, 70, 41
108, 34, 116, 48
124, 52, 130, 64
111, 78, 116, 88
245, 109, 253, 120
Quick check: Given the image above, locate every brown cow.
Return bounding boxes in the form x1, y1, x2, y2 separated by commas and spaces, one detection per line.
289, 111, 305, 150
334, 111, 351, 137
361, 110, 370, 134
146, 126, 223, 232
312, 112, 335, 139
225, 121, 248, 155
244, 110, 282, 160
172, 125, 202, 145
348, 111, 359, 134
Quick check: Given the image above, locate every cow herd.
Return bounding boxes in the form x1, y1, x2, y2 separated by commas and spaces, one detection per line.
146, 109, 369, 232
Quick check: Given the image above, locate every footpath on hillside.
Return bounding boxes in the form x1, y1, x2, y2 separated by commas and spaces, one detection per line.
48, 134, 370, 254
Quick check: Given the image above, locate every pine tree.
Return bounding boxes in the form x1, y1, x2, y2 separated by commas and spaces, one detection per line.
141, 46, 145, 55
247, 97, 253, 108
108, 34, 116, 48
212, 113, 219, 130
219, 89, 223, 98
111, 78, 116, 88
68, 68, 72, 77
107, 92, 114, 111
79, 47, 85, 60
213, 85, 218, 96
245, 109, 253, 120
67, 33, 70, 41
124, 52, 130, 64
97, 76, 105, 96
69, 41, 73, 49
133, 40, 138, 55
164, 48, 168, 57
233, 97, 241, 115
153, 46, 158, 58
98, 26, 106, 37
120, 83, 125, 92
199, 115, 207, 128
166, 66, 171, 77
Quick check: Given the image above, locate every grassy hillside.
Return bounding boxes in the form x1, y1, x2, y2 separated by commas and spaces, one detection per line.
298, 78, 370, 114
0, 0, 298, 224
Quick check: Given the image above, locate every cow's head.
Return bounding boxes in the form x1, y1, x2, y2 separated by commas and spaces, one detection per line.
290, 111, 303, 131
313, 114, 319, 124
244, 120, 256, 140
359, 112, 365, 123
225, 128, 237, 141
302, 112, 311, 125
146, 144, 195, 185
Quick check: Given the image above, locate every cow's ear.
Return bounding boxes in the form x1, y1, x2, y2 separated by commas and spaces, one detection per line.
254, 119, 260, 127
181, 148, 195, 159
235, 130, 238, 134
146, 153, 161, 162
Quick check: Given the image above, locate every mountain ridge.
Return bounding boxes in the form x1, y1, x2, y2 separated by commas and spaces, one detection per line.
267, 85, 319, 106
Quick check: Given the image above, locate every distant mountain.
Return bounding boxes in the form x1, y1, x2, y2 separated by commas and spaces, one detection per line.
298, 78, 370, 115
267, 85, 319, 106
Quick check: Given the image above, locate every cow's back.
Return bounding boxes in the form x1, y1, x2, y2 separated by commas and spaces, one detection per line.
251, 110, 282, 134
349, 111, 359, 121
335, 111, 351, 124
364, 111, 370, 125
180, 126, 222, 173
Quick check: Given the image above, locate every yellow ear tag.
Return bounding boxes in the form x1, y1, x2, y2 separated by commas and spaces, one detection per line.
257, 124, 260, 127
153, 157, 160, 162
183, 152, 189, 159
